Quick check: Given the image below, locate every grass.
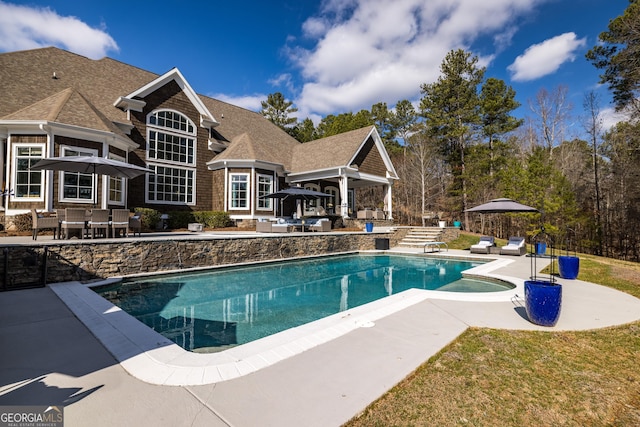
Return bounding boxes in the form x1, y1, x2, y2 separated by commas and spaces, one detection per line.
344, 237, 640, 426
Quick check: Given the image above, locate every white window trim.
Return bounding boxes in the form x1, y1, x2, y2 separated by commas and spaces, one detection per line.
108, 153, 126, 206
146, 109, 197, 167
11, 142, 46, 202
145, 163, 196, 206
256, 173, 274, 211
59, 146, 98, 205
229, 173, 250, 211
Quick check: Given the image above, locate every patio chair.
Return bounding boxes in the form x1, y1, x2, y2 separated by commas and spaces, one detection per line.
128, 212, 142, 237
110, 209, 130, 237
60, 208, 88, 239
470, 236, 495, 254
500, 236, 527, 256
256, 219, 272, 232
271, 217, 290, 233
310, 218, 331, 232
31, 209, 59, 240
357, 208, 374, 219
88, 209, 110, 238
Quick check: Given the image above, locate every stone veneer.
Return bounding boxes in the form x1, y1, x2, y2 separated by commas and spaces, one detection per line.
1, 231, 407, 289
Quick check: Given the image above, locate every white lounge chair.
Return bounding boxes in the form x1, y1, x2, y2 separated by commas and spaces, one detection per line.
500, 236, 527, 256
470, 236, 495, 254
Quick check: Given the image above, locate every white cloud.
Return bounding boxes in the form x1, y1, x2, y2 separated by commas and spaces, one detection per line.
508, 32, 587, 82
599, 106, 628, 131
0, 1, 118, 59
289, 0, 545, 116
210, 93, 265, 112
268, 73, 296, 93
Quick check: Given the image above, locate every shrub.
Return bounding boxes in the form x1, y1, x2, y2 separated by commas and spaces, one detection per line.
131, 208, 161, 230
193, 211, 233, 228
167, 211, 193, 229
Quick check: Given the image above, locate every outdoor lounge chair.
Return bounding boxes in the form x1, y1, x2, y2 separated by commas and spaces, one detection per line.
88, 209, 110, 238
357, 208, 374, 219
256, 219, 273, 232
500, 236, 527, 256
470, 236, 495, 254
271, 218, 290, 233
110, 209, 130, 237
310, 218, 331, 232
31, 209, 59, 240
61, 208, 88, 239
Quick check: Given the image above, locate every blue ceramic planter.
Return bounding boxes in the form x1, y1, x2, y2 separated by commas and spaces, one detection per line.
558, 255, 580, 279
525, 280, 562, 327
535, 242, 547, 255
365, 222, 374, 232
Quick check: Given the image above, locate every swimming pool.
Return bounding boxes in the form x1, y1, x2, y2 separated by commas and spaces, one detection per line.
96, 253, 509, 353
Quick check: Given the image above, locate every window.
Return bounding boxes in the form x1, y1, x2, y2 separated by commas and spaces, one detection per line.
147, 110, 195, 165
229, 174, 249, 210
146, 109, 197, 205
257, 174, 273, 210
108, 154, 125, 205
61, 147, 96, 203
149, 110, 195, 134
147, 164, 194, 204
14, 144, 44, 199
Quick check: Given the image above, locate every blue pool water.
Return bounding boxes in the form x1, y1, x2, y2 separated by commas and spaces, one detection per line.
96, 254, 507, 352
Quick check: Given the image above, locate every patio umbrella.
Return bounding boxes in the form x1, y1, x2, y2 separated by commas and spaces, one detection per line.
31, 155, 153, 207
465, 198, 539, 236
260, 187, 332, 202
465, 198, 538, 213
31, 155, 153, 179
260, 187, 331, 217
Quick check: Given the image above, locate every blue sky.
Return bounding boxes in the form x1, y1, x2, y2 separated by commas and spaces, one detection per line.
0, 0, 630, 132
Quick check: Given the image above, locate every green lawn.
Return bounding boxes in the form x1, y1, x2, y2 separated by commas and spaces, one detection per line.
345, 236, 640, 426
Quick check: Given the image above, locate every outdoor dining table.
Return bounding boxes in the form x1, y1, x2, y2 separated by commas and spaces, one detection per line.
54, 209, 115, 239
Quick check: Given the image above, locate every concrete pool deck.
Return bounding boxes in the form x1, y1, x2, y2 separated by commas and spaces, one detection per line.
2, 241, 640, 426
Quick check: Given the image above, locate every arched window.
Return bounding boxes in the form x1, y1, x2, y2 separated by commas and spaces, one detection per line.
146, 109, 197, 205
147, 110, 196, 165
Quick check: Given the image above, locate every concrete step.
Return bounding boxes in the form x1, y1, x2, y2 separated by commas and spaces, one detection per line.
398, 227, 445, 247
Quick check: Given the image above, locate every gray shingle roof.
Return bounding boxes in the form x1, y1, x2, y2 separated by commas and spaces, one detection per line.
0, 47, 381, 174
290, 126, 374, 172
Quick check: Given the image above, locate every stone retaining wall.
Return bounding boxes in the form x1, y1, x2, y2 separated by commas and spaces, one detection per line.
1, 231, 403, 289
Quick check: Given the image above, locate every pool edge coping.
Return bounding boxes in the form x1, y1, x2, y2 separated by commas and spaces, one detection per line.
49, 252, 523, 386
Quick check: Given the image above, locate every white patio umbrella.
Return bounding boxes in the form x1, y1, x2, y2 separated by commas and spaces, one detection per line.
31, 155, 153, 207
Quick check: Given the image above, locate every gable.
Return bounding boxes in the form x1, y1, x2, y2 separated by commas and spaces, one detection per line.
351, 136, 388, 176
116, 68, 218, 129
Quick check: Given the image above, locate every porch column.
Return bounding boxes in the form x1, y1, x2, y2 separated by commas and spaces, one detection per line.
339, 172, 349, 218
385, 184, 393, 220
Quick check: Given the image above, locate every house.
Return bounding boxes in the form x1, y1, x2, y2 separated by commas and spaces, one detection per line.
0, 47, 398, 226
